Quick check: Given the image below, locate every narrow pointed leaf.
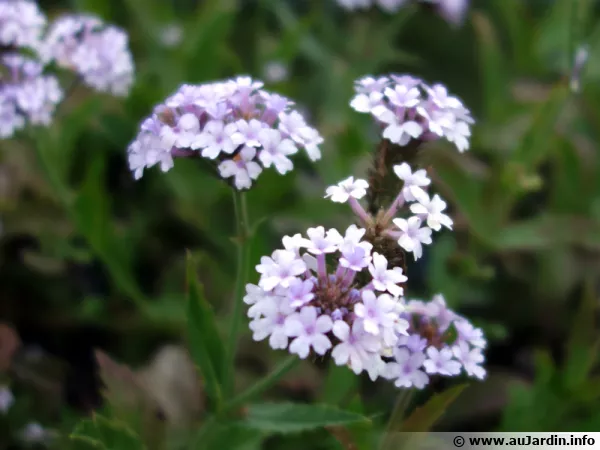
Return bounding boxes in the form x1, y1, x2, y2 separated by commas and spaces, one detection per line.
244, 402, 370, 434
186, 252, 224, 410
399, 385, 467, 432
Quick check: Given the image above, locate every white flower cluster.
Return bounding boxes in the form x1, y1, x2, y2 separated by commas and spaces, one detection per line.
0, 3, 135, 139
245, 222, 486, 388
326, 162, 452, 260
350, 74, 473, 152
127, 77, 323, 189
336, 0, 470, 27
41, 15, 134, 96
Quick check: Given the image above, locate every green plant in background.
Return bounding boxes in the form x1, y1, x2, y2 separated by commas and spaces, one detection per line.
2, 0, 600, 449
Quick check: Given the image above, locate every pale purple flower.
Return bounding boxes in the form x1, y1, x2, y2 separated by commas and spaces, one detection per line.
282, 233, 310, 256
410, 192, 453, 231
392, 216, 433, 260
372, 105, 423, 145
332, 320, 381, 374
453, 341, 486, 379
455, 320, 486, 348
257, 128, 297, 174
234, 119, 265, 147
218, 146, 262, 189
285, 306, 333, 358
385, 347, 429, 389
256, 249, 306, 291
325, 176, 369, 203
368, 252, 407, 297
354, 290, 398, 340
423, 346, 461, 376
339, 244, 372, 271
249, 295, 294, 350
393, 162, 431, 202
305, 226, 344, 255
194, 120, 242, 158
287, 278, 315, 308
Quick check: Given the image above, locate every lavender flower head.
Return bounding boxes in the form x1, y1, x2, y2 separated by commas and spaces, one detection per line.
245, 222, 486, 386
0, 54, 63, 138
127, 76, 323, 189
0, 0, 46, 49
41, 14, 134, 96
350, 74, 473, 152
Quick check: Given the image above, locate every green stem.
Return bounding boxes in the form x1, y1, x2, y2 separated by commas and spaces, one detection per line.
224, 190, 251, 398
223, 355, 298, 413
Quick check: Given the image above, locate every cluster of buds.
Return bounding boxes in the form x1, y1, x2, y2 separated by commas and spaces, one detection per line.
336, 0, 470, 27
127, 77, 323, 189
0, 0, 134, 139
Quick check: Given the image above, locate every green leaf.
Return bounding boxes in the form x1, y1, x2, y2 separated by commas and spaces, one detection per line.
472, 11, 510, 122
72, 154, 146, 306
186, 252, 225, 411
244, 402, 370, 434
399, 385, 467, 432
512, 85, 569, 169
564, 279, 600, 389
195, 423, 265, 450
70, 414, 146, 450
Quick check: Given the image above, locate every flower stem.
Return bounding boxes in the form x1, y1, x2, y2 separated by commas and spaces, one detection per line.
223, 355, 298, 414
224, 189, 251, 398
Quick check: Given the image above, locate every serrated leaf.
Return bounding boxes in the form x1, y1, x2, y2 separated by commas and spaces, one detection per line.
244, 402, 370, 433
186, 252, 224, 411
70, 414, 146, 450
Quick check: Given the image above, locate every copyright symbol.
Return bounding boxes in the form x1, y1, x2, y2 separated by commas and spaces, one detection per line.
454, 436, 465, 447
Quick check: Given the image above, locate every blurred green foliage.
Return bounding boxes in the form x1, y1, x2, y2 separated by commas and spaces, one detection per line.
2, 0, 600, 448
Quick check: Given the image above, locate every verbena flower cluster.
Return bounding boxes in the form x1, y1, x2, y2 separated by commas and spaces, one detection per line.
40, 15, 134, 96
244, 223, 486, 387
244, 71, 484, 388
350, 74, 473, 152
127, 77, 323, 189
0, 0, 134, 138
336, 0, 470, 26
